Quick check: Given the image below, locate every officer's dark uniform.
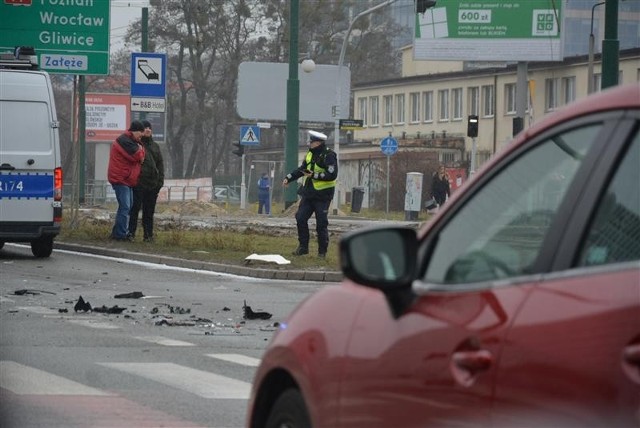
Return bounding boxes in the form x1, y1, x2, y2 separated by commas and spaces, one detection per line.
284, 130, 338, 257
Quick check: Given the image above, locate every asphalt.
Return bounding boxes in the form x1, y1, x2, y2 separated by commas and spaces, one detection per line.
55, 213, 422, 283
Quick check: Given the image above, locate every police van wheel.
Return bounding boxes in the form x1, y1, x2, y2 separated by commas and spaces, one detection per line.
31, 237, 53, 258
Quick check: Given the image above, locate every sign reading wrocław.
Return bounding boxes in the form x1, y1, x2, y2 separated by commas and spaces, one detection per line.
0, 0, 110, 74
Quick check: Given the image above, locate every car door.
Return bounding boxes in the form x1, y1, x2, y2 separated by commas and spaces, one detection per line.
492, 115, 640, 427
338, 117, 603, 427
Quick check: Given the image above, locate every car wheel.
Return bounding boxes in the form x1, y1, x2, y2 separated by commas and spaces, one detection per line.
265, 388, 311, 428
31, 237, 53, 258
0, 241, 4, 250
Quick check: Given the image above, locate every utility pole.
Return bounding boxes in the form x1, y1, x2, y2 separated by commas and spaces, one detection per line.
284, 0, 300, 209
78, 75, 86, 204
601, 0, 619, 89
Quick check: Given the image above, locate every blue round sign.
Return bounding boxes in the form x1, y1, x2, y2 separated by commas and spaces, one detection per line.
380, 137, 398, 156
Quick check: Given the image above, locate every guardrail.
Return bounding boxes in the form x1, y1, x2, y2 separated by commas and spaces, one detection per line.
63, 181, 244, 205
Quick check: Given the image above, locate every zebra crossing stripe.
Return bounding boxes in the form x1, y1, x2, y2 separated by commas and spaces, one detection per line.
0, 361, 114, 396
206, 353, 260, 367
98, 362, 251, 399
134, 336, 196, 346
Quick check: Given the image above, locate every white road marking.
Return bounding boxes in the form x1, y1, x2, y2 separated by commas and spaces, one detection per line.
16, 306, 59, 315
0, 361, 114, 396
98, 362, 251, 399
206, 353, 260, 367
66, 319, 120, 329
134, 336, 196, 346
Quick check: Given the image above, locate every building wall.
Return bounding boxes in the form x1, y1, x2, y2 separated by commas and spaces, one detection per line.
353, 48, 640, 170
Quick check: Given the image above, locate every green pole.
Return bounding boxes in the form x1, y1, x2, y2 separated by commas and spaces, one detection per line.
140, 6, 149, 122
142, 7, 149, 52
284, 0, 300, 209
78, 75, 86, 204
601, 0, 619, 89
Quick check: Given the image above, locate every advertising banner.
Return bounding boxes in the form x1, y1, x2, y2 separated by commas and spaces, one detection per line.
414, 0, 563, 61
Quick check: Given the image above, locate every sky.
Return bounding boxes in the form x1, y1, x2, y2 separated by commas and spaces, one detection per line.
110, 1, 149, 51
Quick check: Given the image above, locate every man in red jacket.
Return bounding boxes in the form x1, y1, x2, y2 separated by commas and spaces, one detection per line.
107, 120, 145, 241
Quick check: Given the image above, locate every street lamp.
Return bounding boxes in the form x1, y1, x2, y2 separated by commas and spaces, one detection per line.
301, 58, 316, 73
333, 0, 398, 211
332, 0, 435, 211
588, 2, 605, 94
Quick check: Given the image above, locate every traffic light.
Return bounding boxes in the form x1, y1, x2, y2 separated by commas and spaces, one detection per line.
416, 0, 436, 14
467, 115, 478, 138
232, 142, 244, 157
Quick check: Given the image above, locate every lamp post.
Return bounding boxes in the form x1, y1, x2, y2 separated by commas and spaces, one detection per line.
588, 2, 605, 94
332, 0, 399, 212
601, 0, 619, 90
284, 0, 300, 209
332, 0, 435, 212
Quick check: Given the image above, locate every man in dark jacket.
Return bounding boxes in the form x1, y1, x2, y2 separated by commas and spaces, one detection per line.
129, 120, 165, 242
283, 130, 337, 258
108, 120, 145, 240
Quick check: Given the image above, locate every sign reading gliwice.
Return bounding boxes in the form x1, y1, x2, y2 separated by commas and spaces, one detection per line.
0, 0, 110, 74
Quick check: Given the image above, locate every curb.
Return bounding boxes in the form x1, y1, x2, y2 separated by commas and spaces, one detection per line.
54, 242, 343, 283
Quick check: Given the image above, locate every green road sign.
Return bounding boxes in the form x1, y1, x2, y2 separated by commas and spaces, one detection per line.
414, 0, 563, 61
0, 0, 110, 74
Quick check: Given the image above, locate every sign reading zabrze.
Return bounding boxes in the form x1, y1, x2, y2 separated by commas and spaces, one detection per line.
0, 0, 110, 74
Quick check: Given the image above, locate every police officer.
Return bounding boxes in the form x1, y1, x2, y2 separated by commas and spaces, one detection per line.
283, 130, 338, 258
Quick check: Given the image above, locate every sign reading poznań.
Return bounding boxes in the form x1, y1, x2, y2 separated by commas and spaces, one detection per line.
0, 0, 110, 75
414, 0, 563, 62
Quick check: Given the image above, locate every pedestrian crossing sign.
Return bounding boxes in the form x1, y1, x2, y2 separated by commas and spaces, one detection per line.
240, 125, 260, 145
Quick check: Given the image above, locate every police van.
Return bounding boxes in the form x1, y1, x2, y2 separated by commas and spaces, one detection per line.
0, 47, 63, 257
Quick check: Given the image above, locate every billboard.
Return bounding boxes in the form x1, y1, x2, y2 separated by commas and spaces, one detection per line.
414, 0, 563, 62
85, 93, 130, 143
0, 0, 110, 74
237, 62, 350, 122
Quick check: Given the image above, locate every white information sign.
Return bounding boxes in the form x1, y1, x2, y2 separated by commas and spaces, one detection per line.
86, 104, 126, 132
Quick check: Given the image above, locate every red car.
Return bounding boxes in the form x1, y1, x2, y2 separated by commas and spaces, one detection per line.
247, 84, 640, 428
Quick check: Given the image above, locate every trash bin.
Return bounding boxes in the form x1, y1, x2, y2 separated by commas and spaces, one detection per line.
351, 187, 365, 213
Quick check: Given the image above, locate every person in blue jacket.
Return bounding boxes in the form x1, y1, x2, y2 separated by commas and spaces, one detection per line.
257, 172, 271, 215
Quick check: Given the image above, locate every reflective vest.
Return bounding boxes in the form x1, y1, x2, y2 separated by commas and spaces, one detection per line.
304, 150, 336, 191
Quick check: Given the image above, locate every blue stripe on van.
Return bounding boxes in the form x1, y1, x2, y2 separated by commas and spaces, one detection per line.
0, 173, 54, 199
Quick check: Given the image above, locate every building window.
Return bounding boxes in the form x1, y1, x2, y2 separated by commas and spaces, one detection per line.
410, 92, 420, 123
452, 88, 463, 120
384, 95, 393, 125
468, 86, 479, 116
482, 85, 494, 117
593, 73, 602, 92
369, 96, 379, 126
358, 97, 367, 125
395, 94, 405, 124
438, 89, 449, 121
545, 78, 560, 111
423, 91, 433, 122
562, 76, 576, 105
505, 83, 517, 114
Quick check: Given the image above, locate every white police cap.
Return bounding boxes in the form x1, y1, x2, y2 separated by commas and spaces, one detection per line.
308, 130, 327, 142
